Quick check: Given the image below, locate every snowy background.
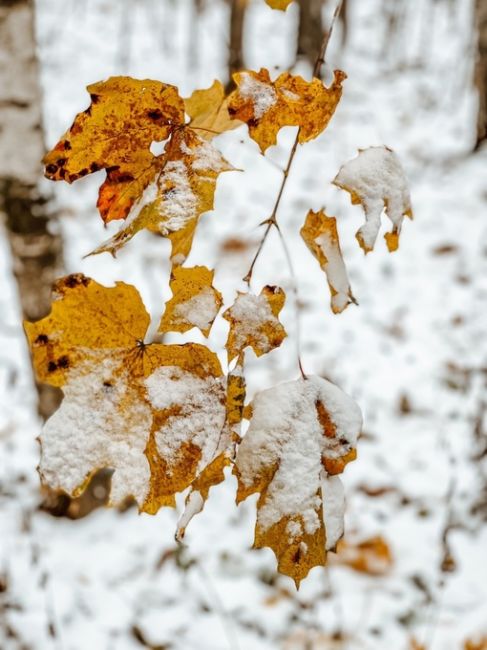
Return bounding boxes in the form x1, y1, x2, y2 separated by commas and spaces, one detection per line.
1, 0, 487, 648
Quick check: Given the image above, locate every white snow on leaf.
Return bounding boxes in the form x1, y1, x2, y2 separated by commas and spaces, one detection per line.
322, 475, 345, 551
235, 376, 362, 542
239, 72, 277, 119
144, 365, 226, 473
39, 356, 152, 505
156, 160, 197, 233
173, 286, 219, 332
227, 292, 279, 355
334, 146, 412, 252
180, 136, 231, 173
314, 229, 353, 314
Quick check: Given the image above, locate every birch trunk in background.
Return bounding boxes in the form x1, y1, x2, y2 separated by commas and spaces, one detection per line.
475, 0, 487, 148
0, 0, 64, 420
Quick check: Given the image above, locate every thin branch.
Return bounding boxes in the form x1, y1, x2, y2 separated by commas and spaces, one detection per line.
243, 0, 343, 286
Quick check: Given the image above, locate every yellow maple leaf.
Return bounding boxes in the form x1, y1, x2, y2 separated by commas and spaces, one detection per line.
159, 266, 222, 337
24, 274, 229, 520
300, 209, 355, 314
185, 79, 242, 140
333, 535, 393, 575
227, 68, 346, 153
234, 376, 362, 586
265, 0, 293, 9
90, 128, 235, 263
223, 286, 287, 363
333, 146, 413, 253
44, 77, 185, 224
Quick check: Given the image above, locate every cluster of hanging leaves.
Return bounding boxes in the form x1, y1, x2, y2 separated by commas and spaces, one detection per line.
29, 45, 412, 585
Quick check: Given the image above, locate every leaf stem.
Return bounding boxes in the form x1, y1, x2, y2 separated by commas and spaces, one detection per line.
243, 0, 343, 379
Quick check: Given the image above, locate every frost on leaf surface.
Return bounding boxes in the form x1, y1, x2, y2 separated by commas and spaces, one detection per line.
223, 286, 287, 363
234, 376, 362, 585
227, 68, 346, 153
185, 80, 242, 140
24, 274, 228, 522
90, 129, 234, 262
159, 266, 222, 337
333, 146, 413, 253
43, 77, 185, 224
300, 209, 355, 314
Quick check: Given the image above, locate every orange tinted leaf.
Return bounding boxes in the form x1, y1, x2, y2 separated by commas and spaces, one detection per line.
223, 286, 287, 363
24, 275, 228, 521
234, 376, 362, 585
333, 535, 393, 575
159, 266, 222, 337
300, 209, 355, 314
228, 68, 345, 152
185, 80, 242, 140
333, 146, 413, 253
464, 638, 487, 650
90, 129, 234, 262
44, 77, 185, 224
266, 0, 293, 9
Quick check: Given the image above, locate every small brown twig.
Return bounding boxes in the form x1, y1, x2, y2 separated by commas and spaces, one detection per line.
242, 1, 343, 380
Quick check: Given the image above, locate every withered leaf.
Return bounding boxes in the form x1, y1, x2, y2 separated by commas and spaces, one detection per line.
300, 209, 355, 314
90, 129, 234, 263
223, 286, 287, 363
333, 146, 413, 253
24, 274, 229, 521
235, 376, 361, 586
228, 68, 345, 152
159, 266, 222, 337
44, 77, 185, 224
185, 80, 242, 140
332, 535, 393, 575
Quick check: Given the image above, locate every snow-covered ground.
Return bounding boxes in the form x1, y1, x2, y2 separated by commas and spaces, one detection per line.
1, 0, 487, 648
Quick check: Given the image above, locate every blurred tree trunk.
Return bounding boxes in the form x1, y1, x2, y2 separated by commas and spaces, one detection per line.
0, 0, 63, 420
297, 0, 324, 68
475, 0, 487, 148
227, 0, 248, 89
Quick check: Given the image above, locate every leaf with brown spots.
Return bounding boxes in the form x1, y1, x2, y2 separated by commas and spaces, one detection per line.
234, 376, 361, 585
300, 209, 355, 314
185, 80, 242, 140
223, 286, 287, 363
24, 274, 229, 522
89, 128, 234, 263
159, 265, 222, 337
333, 146, 413, 253
44, 77, 185, 224
227, 68, 345, 152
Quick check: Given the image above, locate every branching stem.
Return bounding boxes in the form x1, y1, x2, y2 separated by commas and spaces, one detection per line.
243, 0, 343, 378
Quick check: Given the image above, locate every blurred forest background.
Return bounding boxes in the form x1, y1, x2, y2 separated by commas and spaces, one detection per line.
1, 0, 487, 648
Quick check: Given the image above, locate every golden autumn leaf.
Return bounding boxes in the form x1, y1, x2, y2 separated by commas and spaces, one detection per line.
185, 79, 242, 140
24, 274, 230, 521
300, 209, 355, 314
265, 0, 293, 9
223, 286, 287, 363
90, 129, 235, 263
159, 266, 222, 337
227, 68, 346, 152
333, 535, 393, 575
44, 77, 185, 224
176, 354, 246, 540
333, 146, 413, 253
234, 376, 362, 586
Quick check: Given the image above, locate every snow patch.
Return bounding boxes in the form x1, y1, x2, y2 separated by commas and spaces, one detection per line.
239, 72, 277, 119
173, 286, 219, 332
